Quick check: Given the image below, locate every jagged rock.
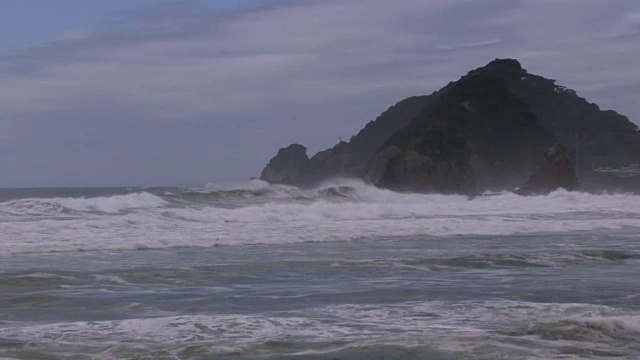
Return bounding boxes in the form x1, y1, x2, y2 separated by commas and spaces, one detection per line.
364, 145, 402, 183
468, 58, 640, 182
299, 141, 356, 186
374, 74, 553, 194
377, 149, 476, 195
260, 58, 640, 193
514, 144, 580, 195
260, 144, 309, 185
259, 96, 433, 186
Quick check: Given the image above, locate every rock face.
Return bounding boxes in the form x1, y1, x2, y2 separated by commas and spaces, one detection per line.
260, 58, 640, 194
259, 144, 309, 185
260, 96, 436, 187
374, 73, 554, 194
376, 148, 476, 195
514, 144, 580, 195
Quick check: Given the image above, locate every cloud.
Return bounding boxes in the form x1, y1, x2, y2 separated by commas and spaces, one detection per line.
0, 0, 638, 186
1, 0, 637, 122
438, 38, 503, 50
0, 0, 482, 122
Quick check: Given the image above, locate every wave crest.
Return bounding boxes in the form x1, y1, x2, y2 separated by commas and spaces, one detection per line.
0, 192, 167, 217
2, 181, 640, 254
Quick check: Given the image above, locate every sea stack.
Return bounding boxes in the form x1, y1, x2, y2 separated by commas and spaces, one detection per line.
514, 144, 580, 195
259, 144, 309, 185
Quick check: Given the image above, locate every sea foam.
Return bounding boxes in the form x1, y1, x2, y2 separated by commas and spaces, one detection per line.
1, 300, 636, 354
0, 192, 167, 217
1, 180, 639, 255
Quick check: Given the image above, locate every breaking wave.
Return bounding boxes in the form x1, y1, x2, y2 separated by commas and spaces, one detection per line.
398, 250, 640, 270
517, 314, 640, 342
177, 179, 363, 204
0, 192, 167, 217
1, 179, 640, 255
2, 300, 638, 358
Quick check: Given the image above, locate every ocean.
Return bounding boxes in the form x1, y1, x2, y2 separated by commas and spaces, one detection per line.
0, 179, 639, 359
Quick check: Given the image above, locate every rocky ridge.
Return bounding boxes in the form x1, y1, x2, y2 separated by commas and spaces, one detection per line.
260, 59, 640, 194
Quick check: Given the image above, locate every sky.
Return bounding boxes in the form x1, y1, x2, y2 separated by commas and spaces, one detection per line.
0, 0, 639, 187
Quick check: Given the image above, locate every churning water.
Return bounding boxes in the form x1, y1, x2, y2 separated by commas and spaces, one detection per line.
1, 180, 639, 359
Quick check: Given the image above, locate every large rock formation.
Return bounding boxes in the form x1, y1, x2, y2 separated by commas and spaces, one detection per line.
260, 58, 640, 194
468, 59, 640, 174
514, 144, 580, 195
259, 144, 309, 185
268, 96, 435, 187
373, 73, 554, 194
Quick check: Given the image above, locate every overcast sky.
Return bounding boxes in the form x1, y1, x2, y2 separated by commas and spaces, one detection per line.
1, 0, 639, 187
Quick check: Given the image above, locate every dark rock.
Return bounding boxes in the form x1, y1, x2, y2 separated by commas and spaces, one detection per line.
364, 145, 402, 183
302, 96, 436, 186
259, 144, 309, 185
468, 58, 640, 189
377, 149, 476, 195
260, 58, 640, 193
514, 144, 580, 195
299, 141, 355, 185
260, 96, 434, 187
374, 74, 553, 194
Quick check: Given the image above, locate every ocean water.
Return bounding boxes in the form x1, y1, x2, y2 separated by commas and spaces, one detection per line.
0, 179, 639, 359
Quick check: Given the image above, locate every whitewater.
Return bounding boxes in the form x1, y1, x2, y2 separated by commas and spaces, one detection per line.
1, 180, 639, 359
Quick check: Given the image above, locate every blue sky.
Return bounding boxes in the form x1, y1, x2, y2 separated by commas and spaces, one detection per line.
0, 0, 639, 187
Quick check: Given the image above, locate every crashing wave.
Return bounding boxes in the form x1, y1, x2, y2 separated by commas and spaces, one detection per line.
0, 192, 167, 217
1, 180, 640, 255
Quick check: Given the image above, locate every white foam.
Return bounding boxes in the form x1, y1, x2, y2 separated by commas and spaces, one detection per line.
314, 300, 621, 334
571, 315, 640, 334
198, 179, 299, 199
92, 275, 133, 286
1, 181, 640, 255
56, 192, 167, 213
0, 300, 635, 354
15, 272, 73, 280
0, 192, 167, 217
0, 314, 355, 348
202, 179, 282, 192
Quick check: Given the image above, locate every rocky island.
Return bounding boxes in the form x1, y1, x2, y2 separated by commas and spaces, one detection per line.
261, 59, 640, 195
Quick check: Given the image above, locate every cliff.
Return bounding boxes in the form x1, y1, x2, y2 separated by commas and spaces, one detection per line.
260, 59, 640, 194
296, 96, 435, 186
260, 144, 309, 185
